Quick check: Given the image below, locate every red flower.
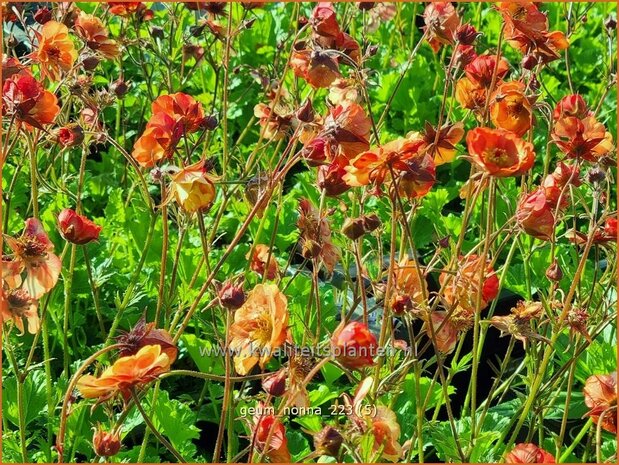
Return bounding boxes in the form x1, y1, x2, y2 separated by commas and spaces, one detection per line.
466, 127, 535, 177
58, 209, 102, 245
317, 157, 351, 196
311, 3, 341, 40
505, 443, 555, 463
584, 372, 617, 433
2, 71, 60, 129
331, 321, 377, 370
465, 54, 510, 88
552, 116, 614, 162
423, 2, 461, 53
323, 102, 372, 159
57, 125, 84, 147
3, 218, 61, 299
553, 94, 591, 121
253, 406, 292, 463
516, 189, 555, 241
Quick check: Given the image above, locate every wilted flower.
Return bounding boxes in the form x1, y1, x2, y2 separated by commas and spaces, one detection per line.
77, 344, 173, 401
74, 12, 120, 59
456, 23, 479, 45
422, 121, 465, 165
2, 72, 60, 129
328, 78, 362, 105
92, 426, 121, 457
57, 124, 84, 147
455, 76, 487, 111
466, 127, 535, 177
229, 284, 289, 375
116, 317, 178, 362
552, 115, 614, 162
317, 158, 351, 196
314, 426, 343, 457
297, 198, 340, 273
57, 209, 102, 244
166, 160, 216, 213
489, 81, 533, 137
331, 321, 377, 370
584, 372, 617, 433
252, 406, 292, 463
392, 257, 426, 314
0, 285, 39, 335
465, 54, 510, 88
247, 244, 279, 280
291, 47, 340, 89
253, 101, 294, 141
32, 21, 78, 81
426, 311, 458, 354
423, 2, 460, 53
504, 443, 556, 463
3, 218, 61, 299
488, 301, 548, 344
323, 102, 372, 159
516, 189, 555, 241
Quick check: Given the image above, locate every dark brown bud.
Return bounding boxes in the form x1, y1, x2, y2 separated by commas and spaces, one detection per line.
358, 2, 376, 10
150, 167, 163, 183
92, 426, 121, 457
298, 16, 308, 29
244, 17, 256, 29
342, 217, 365, 240
521, 54, 538, 71
367, 44, 379, 56
313, 426, 343, 457
586, 167, 606, 184
190, 24, 206, 37
110, 79, 129, 98
296, 99, 315, 123
605, 16, 617, 31
262, 369, 287, 397
390, 293, 412, 315
302, 239, 321, 260
151, 26, 164, 40
438, 236, 450, 248
456, 23, 479, 45
218, 281, 245, 310
202, 114, 219, 131
34, 7, 52, 25
545, 260, 563, 282
362, 214, 381, 233
81, 56, 100, 71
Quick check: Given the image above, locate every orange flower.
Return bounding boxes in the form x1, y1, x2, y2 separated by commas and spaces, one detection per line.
33, 21, 78, 81
247, 244, 279, 280
584, 373, 617, 433
2, 71, 60, 129
331, 321, 377, 370
369, 407, 403, 461
490, 81, 533, 137
253, 101, 293, 141
3, 218, 61, 299
343, 136, 427, 189
290, 46, 340, 89
167, 160, 216, 213
516, 189, 555, 241
150, 92, 206, 133
0, 285, 39, 335
253, 406, 292, 463
423, 2, 460, 53
464, 54, 509, 88
553, 94, 591, 120
552, 116, 614, 162
229, 284, 289, 375
77, 344, 173, 401
455, 76, 487, 111
107, 2, 144, 16
74, 12, 120, 59
392, 257, 426, 312
323, 102, 371, 159
466, 127, 535, 177
426, 311, 458, 354
505, 443, 556, 463
422, 121, 464, 165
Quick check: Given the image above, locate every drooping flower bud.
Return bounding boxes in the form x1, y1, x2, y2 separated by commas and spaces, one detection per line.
92, 426, 121, 457
57, 125, 84, 147
262, 369, 287, 397
57, 209, 102, 245
218, 281, 245, 310
34, 7, 53, 25
313, 426, 343, 457
545, 260, 563, 282
455, 23, 478, 45
342, 217, 366, 240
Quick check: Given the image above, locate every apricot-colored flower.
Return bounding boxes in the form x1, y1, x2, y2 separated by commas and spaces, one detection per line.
253, 102, 293, 141
455, 76, 487, 111
426, 311, 458, 354
57, 208, 102, 245
516, 189, 555, 241
253, 406, 292, 463
3, 218, 61, 299
2, 72, 60, 129
466, 127, 535, 177
0, 285, 39, 335
323, 102, 371, 159
229, 284, 289, 375
552, 116, 614, 162
116, 316, 178, 362
247, 244, 279, 280
107, 2, 143, 16
423, 2, 460, 53
465, 54, 509, 88
77, 344, 172, 401
74, 12, 120, 59
328, 78, 362, 106
422, 121, 464, 165
505, 443, 556, 463
290, 46, 340, 89
553, 94, 591, 121
331, 321, 377, 370
167, 160, 216, 213
344, 136, 427, 189
369, 407, 403, 462
33, 21, 78, 81
584, 373, 617, 433
393, 257, 426, 311
490, 81, 533, 137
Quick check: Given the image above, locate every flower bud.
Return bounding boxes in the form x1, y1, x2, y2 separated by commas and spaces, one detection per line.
390, 293, 412, 315
303, 137, 327, 167
81, 56, 100, 71
357, 2, 376, 11
545, 260, 563, 282
202, 114, 219, 131
92, 426, 121, 457
262, 369, 287, 397
34, 7, 53, 25
57, 125, 84, 148
58, 209, 102, 245
218, 281, 245, 310
521, 54, 538, 70
456, 23, 478, 45
331, 321, 377, 370
605, 16, 617, 31
296, 99, 315, 123
367, 44, 379, 56
151, 26, 164, 40
438, 236, 450, 248
314, 426, 343, 457
342, 217, 365, 240
110, 79, 129, 98
190, 24, 206, 37
244, 17, 256, 29
362, 214, 380, 233
586, 167, 606, 185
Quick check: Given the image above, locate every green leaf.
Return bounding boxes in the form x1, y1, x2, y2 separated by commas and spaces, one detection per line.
2, 371, 47, 428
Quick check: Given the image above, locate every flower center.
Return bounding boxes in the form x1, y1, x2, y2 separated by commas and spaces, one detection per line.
18, 236, 47, 257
